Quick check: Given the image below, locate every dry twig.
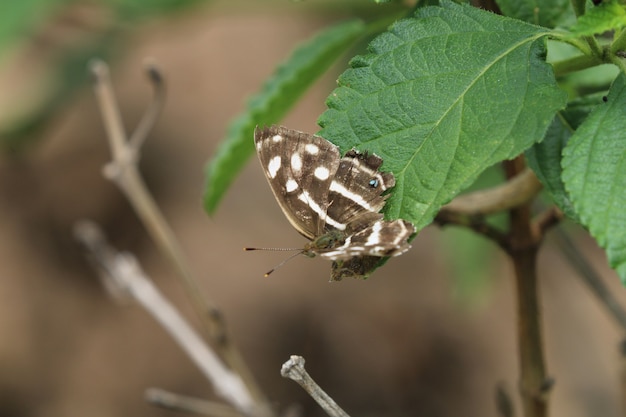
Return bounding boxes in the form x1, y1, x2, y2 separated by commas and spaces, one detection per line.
146, 388, 242, 417
74, 221, 267, 417
281, 356, 350, 417
88, 59, 271, 414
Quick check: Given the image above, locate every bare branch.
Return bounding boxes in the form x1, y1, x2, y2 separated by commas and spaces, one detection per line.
128, 59, 166, 150
88, 59, 271, 411
532, 206, 563, 236
442, 168, 542, 216
146, 388, 242, 417
503, 157, 549, 417
74, 221, 269, 417
281, 356, 350, 417
495, 383, 514, 417
434, 210, 510, 250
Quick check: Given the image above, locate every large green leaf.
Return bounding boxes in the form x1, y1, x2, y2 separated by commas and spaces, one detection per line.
318, 1, 567, 230
526, 93, 606, 220
562, 73, 626, 283
203, 19, 366, 214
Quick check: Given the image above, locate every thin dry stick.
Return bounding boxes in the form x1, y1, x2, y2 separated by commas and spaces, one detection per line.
435, 168, 545, 252
495, 383, 515, 417
89, 59, 270, 410
434, 209, 510, 249
74, 221, 267, 417
281, 356, 350, 417
146, 388, 242, 417
552, 227, 626, 331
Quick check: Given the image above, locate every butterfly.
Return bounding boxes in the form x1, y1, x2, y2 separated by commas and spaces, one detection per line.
253, 125, 414, 281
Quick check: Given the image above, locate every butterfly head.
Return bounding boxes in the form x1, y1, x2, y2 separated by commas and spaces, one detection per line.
303, 229, 347, 256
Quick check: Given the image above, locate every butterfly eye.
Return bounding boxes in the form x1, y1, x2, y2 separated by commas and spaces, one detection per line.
369, 178, 379, 188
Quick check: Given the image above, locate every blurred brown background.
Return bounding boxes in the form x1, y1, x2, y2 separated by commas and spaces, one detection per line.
0, 2, 624, 416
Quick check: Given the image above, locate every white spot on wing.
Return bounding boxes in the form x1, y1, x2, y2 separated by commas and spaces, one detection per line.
298, 191, 345, 230
291, 154, 302, 172
329, 181, 375, 211
305, 144, 319, 154
365, 221, 383, 246
314, 166, 330, 180
268, 156, 281, 179
272, 134, 283, 143
285, 179, 298, 193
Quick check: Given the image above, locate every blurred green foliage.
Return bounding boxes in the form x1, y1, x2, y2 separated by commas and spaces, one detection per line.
0, 0, 209, 149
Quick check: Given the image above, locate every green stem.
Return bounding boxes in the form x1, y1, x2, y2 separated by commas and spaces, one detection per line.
551, 53, 604, 77
611, 28, 626, 55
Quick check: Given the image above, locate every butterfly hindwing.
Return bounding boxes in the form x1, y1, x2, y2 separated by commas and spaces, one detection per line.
326, 150, 395, 228
328, 219, 415, 281
318, 218, 414, 260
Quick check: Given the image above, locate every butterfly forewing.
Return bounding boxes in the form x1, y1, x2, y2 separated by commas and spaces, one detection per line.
254, 126, 341, 239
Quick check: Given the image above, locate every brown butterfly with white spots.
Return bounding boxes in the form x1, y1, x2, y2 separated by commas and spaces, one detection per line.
250, 125, 414, 281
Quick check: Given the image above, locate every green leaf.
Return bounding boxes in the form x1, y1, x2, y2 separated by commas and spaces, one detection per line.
526, 93, 605, 220
562, 73, 626, 283
495, 0, 576, 28
569, 0, 626, 36
318, 1, 567, 230
203, 19, 366, 214
0, 0, 64, 56
526, 115, 576, 218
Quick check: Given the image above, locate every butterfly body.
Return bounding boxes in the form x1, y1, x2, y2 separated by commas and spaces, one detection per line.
254, 125, 414, 280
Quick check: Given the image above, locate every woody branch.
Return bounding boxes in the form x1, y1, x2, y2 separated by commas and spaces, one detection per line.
89, 59, 271, 414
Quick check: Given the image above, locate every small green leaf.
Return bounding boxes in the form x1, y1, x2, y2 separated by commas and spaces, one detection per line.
526, 115, 576, 218
526, 93, 604, 219
318, 1, 567, 230
569, 0, 626, 36
495, 0, 576, 28
203, 19, 366, 214
562, 73, 626, 283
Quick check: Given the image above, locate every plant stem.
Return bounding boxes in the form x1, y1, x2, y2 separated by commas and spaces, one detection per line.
512, 243, 549, 417
504, 158, 550, 417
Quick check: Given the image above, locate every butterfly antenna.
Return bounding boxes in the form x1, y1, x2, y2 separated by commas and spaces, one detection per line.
243, 247, 305, 277
244, 247, 301, 252
262, 250, 305, 277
